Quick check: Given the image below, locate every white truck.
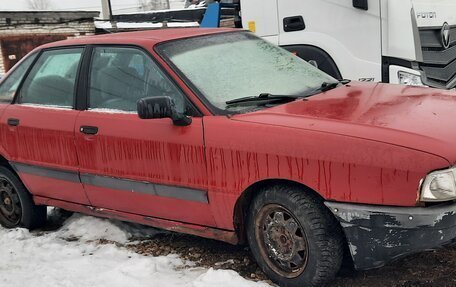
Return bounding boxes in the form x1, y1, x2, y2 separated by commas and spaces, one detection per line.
240, 0, 456, 89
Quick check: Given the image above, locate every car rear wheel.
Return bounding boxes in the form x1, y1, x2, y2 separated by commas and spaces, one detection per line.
0, 166, 46, 229
246, 185, 344, 287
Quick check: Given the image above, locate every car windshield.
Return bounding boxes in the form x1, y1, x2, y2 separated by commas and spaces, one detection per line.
157, 32, 337, 113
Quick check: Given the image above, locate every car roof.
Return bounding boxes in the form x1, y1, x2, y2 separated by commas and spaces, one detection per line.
39, 28, 238, 49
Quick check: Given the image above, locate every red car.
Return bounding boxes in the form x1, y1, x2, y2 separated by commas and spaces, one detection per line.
0, 29, 455, 287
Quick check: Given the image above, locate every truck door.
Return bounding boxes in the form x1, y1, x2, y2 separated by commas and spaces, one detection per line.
241, 0, 279, 44
276, 0, 382, 82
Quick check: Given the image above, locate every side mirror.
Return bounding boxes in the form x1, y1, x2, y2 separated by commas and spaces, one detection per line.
137, 96, 192, 126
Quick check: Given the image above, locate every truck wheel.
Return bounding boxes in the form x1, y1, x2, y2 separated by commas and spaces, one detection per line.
0, 166, 46, 229
246, 185, 343, 287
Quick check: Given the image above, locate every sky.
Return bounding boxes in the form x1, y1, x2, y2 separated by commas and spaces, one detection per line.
0, 0, 170, 13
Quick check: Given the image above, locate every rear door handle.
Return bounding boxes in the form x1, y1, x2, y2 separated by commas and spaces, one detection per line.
283, 16, 305, 32
7, 118, 20, 126
80, 126, 98, 135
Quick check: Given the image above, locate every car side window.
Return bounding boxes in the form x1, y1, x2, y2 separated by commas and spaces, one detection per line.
89, 47, 186, 113
18, 48, 84, 108
0, 53, 37, 103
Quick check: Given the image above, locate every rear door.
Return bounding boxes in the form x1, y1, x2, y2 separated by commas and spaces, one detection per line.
74, 46, 214, 226
0, 47, 89, 204
0, 53, 38, 136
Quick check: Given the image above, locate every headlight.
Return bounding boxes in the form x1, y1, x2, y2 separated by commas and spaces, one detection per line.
398, 71, 424, 86
420, 167, 456, 202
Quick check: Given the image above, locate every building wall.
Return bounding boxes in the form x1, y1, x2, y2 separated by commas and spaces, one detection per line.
139, 0, 170, 10
0, 11, 98, 73
169, 0, 185, 9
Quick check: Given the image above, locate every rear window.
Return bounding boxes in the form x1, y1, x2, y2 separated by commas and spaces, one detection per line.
0, 54, 37, 103
18, 48, 83, 108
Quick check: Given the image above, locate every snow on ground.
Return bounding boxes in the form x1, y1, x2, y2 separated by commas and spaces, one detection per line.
0, 210, 271, 287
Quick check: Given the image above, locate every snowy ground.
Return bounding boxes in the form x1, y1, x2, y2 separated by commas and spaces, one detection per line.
0, 209, 271, 287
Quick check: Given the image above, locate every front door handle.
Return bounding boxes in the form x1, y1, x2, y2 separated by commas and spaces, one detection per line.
7, 118, 20, 126
80, 126, 98, 135
283, 16, 305, 32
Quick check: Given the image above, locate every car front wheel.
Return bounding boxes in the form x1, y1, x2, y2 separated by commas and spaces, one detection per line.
246, 185, 344, 287
0, 166, 46, 229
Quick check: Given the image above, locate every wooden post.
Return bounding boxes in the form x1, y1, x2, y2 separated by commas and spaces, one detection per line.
100, 0, 117, 30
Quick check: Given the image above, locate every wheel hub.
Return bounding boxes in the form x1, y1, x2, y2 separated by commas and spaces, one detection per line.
1, 190, 15, 214
256, 204, 309, 278
266, 223, 295, 261
0, 178, 21, 225
4, 197, 12, 206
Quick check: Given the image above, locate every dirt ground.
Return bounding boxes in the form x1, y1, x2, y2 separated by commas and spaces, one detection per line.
45, 210, 456, 287
125, 232, 456, 287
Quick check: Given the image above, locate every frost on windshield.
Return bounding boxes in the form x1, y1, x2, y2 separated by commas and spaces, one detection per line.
159, 32, 335, 111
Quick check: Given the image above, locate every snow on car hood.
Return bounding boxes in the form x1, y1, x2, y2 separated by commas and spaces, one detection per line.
232, 82, 456, 165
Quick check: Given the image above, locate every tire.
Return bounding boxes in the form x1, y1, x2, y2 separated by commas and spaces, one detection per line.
0, 166, 46, 229
246, 185, 344, 287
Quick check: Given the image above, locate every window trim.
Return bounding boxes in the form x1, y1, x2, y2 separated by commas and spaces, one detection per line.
76, 45, 93, 110
82, 44, 202, 117
13, 45, 86, 110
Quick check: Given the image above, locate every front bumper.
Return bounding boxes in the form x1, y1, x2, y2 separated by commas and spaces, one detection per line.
325, 201, 456, 270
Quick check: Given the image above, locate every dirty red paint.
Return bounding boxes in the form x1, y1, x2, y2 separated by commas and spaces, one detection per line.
74, 112, 214, 226
0, 105, 88, 204
202, 109, 448, 229
0, 29, 455, 243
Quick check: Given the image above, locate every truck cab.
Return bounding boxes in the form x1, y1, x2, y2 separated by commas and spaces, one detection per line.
241, 0, 456, 89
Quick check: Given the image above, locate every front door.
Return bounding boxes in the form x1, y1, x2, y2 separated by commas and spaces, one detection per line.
75, 46, 214, 226
0, 47, 89, 204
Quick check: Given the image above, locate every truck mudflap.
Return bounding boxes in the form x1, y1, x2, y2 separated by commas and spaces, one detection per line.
324, 201, 456, 270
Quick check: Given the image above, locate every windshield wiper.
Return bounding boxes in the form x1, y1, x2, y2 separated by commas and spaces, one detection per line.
318, 79, 351, 93
226, 93, 300, 106
299, 79, 351, 98
226, 80, 351, 107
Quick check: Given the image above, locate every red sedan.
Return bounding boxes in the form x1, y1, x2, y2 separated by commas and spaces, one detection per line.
0, 29, 455, 287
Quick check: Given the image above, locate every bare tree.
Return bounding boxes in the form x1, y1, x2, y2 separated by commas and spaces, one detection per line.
137, 0, 170, 11
26, 0, 53, 10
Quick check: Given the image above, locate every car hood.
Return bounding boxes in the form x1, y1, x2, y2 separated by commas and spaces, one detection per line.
232, 82, 456, 165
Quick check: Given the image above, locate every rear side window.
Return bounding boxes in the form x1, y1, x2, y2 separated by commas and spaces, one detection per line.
0, 53, 37, 103
18, 48, 84, 108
